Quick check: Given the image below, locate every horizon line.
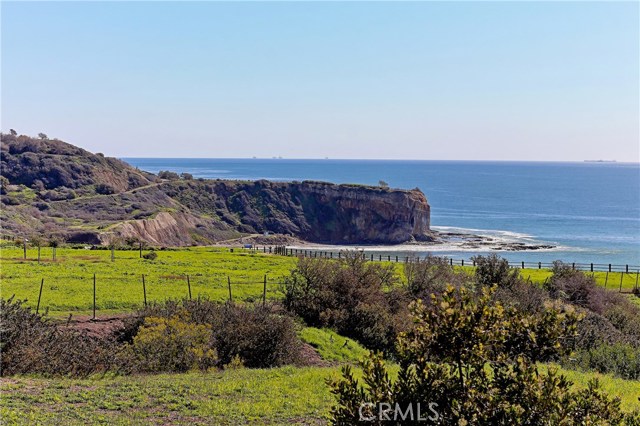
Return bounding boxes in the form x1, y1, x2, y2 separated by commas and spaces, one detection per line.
120, 156, 640, 165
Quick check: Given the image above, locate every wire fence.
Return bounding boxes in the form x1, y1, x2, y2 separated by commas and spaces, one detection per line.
8, 244, 640, 317
25, 274, 287, 319
254, 246, 640, 274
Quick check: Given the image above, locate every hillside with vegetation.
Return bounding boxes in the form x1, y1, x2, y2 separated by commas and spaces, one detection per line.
0, 133, 431, 246
2, 133, 639, 424
1, 246, 639, 424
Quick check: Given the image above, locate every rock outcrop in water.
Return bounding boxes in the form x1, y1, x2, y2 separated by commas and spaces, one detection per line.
1, 133, 431, 246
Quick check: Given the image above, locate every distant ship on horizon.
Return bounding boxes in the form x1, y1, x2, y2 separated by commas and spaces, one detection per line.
584, 159, 617, 163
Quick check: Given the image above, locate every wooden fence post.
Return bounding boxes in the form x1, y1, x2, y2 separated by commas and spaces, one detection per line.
187, 275, 192, 300
36, 278, 44, 314
227, 276, 233, 303
263, 275, 267, 307
92, 273, 96, 320
604, 271, 608, 288
142, 274, 147, 307
619, 272, 623, 293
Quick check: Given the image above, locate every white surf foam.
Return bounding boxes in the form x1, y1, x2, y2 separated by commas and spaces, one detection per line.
288, 226, 570, 253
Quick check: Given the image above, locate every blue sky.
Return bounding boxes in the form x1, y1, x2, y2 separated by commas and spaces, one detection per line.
2, 1, 638, 161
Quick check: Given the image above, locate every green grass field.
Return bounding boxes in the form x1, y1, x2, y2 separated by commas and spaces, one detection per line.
1, 363, 638, 425
1, 246, 638, 317
2, 246, 639, 423
0, 246, 296, 316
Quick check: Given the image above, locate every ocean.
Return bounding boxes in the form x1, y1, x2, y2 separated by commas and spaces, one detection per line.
124, 158, 640, 266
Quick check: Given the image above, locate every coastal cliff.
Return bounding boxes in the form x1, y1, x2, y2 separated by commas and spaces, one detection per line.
160, 180, 431, 245
1, 134, 431, 246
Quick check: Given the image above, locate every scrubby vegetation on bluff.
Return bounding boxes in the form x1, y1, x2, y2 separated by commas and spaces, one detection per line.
0, 132, 431, 245
0, 132, 154, 193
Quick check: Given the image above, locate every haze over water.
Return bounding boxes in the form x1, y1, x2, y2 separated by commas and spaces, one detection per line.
125, 158, 640, 266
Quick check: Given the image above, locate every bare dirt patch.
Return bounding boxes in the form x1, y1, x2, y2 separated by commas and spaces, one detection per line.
296, 343, 328, 367
60, 315, 129, 338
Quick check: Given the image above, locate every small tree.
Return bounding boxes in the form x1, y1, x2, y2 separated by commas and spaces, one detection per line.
37, 132, 48, 140
9, 129, 17, 136
48, 236, 64, 261
158, 170, 180, 180
473, 254, 521, 289
378, 180, 389, 189
103, 234, 122, 262
30, 235, 43, 263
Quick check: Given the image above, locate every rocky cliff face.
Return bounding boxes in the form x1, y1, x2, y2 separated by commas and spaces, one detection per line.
162, 180, 431, 245
1, 134, 431, 246
282, 181, 431, 244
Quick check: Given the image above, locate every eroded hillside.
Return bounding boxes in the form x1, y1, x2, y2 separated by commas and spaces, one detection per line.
0, 133, 431, 246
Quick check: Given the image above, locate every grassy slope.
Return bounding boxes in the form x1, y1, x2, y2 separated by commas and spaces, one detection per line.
0, 367, 338, 425
2, 246, 637, 317
299, 327, 369, 364
2, 365, 638, 425
0, 247, 296, 316
2, 250, 639, 423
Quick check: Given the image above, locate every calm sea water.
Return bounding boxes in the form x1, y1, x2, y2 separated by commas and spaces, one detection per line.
124, 158, 640, 266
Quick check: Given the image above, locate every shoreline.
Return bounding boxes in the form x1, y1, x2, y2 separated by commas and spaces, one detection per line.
216, 229, 559, 253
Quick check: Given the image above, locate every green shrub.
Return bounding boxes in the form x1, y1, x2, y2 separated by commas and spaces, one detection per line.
122, 299, 302, 369
0, 297, 120, 377
158, 170, 180, 180
130, 313, 217, 372
565, 343, 640, 380
546, 261, 607, 313
212, 304, 301, 368
142, 251, 157, 260
95, 183, 115, 195
329, 286, 637, 425
284, 252, 405, 354
494, 279, 549, 314
404, 255, 469, 299
473, 253, 521, 289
